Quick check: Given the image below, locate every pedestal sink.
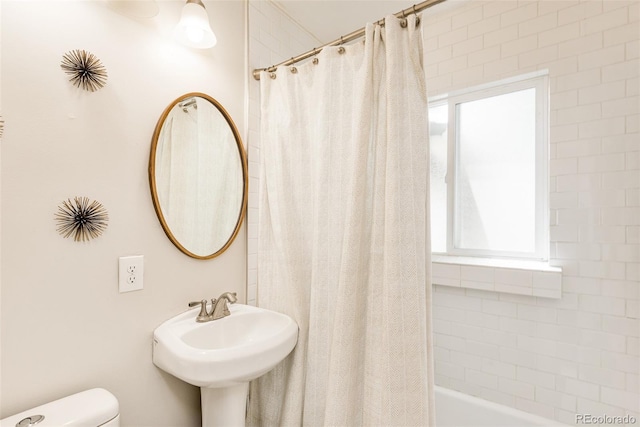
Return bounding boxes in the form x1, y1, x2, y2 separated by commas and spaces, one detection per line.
152, 303, 298, 427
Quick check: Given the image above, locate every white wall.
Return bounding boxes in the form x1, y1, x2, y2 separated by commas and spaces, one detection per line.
247, 0, 320, 305
0, 1, 246, 425
423, 1, 639, 424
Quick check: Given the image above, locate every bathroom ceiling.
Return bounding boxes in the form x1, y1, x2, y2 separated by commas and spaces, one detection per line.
273, 0, 466, 43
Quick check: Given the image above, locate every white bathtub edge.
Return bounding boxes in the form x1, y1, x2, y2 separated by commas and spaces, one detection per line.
435, 385, 571, 427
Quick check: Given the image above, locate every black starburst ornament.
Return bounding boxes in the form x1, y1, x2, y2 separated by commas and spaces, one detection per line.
55, 197, 109, 242
60, 49, 108, 92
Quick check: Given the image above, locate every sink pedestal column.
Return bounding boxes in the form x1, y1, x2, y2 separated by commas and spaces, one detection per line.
201, 383, 250, 427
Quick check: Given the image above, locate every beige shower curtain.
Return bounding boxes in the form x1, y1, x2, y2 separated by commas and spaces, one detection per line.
248, 14, 434, 426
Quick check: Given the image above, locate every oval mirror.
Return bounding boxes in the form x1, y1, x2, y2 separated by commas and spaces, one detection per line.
149, 93, 247, 259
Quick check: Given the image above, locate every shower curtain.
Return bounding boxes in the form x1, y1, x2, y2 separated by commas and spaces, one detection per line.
248, 14, 434, 426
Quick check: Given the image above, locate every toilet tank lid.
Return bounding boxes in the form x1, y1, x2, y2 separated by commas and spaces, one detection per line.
0, 388, 119, 427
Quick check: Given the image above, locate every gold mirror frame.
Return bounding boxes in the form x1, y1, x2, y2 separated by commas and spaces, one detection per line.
148, 92, 248, 259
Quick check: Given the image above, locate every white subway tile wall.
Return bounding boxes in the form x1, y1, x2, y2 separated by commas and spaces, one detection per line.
247, 1, 321, 305
424, 1, 639, 424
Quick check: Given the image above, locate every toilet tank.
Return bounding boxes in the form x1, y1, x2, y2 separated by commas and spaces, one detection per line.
0, 388, 119, 427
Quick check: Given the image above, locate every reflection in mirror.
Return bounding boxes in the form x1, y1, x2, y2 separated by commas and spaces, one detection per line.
149, 93, 247, 259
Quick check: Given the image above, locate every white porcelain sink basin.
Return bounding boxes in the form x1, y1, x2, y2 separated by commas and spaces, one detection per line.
153, 303, 298, 388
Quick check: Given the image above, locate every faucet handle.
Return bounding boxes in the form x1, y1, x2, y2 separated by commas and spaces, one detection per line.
220, 292, 237, 304
188, 300, 209, 322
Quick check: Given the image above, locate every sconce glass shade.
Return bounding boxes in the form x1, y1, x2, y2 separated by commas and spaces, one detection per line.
174, 0, 217, 49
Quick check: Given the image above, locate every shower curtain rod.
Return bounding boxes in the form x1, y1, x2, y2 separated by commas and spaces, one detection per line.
251, 0, 447, 80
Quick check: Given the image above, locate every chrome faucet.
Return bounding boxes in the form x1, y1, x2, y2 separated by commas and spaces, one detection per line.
188, 292, 237, 322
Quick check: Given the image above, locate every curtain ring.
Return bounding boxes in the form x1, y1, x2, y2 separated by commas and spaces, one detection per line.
338, 37, 346, 54
290, 67, 298, 74
400, 9, 408, 28
413, 5, 421, 26
312, 48, 320, 65
267, 65, 277, 79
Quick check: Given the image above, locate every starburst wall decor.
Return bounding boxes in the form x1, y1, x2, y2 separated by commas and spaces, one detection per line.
60, 49, 108, 92
55, 197, 109, 242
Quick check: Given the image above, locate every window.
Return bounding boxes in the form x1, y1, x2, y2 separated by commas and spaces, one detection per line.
429, 71, 549, 261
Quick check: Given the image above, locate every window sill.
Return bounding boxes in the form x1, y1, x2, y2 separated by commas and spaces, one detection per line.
431, 255, 562, 299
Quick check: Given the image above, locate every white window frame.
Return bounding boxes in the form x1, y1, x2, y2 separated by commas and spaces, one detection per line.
430, 71, 550, 261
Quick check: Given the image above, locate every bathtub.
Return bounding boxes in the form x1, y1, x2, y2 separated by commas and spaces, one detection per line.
435, 386, 569, 427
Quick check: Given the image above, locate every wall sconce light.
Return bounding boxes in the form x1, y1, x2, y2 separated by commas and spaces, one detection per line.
174, 0, 217, 49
